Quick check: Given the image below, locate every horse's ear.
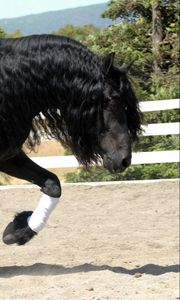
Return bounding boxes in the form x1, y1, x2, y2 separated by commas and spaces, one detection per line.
102, 52, 115, 74
119, 61, 134, 73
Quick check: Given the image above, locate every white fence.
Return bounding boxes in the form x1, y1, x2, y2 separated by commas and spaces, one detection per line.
32, 99, 180, 168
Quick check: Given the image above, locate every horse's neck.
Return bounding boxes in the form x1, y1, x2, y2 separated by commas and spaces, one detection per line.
30, 77, 66, 118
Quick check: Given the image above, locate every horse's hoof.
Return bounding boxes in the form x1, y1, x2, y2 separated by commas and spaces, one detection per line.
2, 222, 17, 244
2, 211, 37, 245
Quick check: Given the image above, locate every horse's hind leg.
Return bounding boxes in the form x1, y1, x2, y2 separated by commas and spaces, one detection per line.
0, 150, 61, 245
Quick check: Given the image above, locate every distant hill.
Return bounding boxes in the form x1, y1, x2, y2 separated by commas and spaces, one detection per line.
0, 3, 116, 36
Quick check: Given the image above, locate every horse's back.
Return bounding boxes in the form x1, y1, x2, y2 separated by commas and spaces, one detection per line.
0, 34, 88, 54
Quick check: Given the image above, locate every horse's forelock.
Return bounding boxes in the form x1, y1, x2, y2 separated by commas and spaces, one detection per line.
119, 75, 142, 141
104, 68, 142, 141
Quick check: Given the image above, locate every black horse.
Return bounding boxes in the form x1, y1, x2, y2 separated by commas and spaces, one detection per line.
0, 34, 141, 245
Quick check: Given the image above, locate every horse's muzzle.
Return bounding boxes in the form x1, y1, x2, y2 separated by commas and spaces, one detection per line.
103, 154, 131, 174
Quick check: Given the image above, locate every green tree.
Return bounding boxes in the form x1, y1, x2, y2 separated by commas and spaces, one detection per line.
53, 24, 100, 43
7, 29, 22, 38
103, 1, 179, 89
102, 0, 152, 20
0, 27, 6, 37
0, 28, 22, 38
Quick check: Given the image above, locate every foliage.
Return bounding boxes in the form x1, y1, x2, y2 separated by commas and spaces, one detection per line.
53, 24, 100, 44
0, 27, 22, 38
65, 163, 179, 182
102, 0, 178, 26
102, 0, 153, 21
135, 135, 179, 152
7, 29, 22, 38
0, 28, 6, 37
102, 1, 179, 75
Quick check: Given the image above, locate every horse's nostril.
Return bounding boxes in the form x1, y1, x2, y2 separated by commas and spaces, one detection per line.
122, 159, 128, 168
103, 154, 131, 174
122, 157, 131, 168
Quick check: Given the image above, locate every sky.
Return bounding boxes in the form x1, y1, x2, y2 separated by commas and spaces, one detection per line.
0, 0, 108, 19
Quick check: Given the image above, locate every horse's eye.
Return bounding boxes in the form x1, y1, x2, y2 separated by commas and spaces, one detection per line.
100, 131, 105, 137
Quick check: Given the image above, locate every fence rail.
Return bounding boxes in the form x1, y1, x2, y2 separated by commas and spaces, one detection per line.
142, 122, 179, 136
139, 98, 179, 112
32, 150, 179, 169
31, 99, 180, 168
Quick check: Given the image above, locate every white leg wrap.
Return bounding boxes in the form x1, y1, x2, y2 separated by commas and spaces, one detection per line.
27, 194, 60, 233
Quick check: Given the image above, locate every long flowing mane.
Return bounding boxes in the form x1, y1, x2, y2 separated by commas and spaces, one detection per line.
0, 35, 141, 165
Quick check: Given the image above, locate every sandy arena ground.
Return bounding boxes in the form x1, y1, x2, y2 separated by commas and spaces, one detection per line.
0, 180, 179, 300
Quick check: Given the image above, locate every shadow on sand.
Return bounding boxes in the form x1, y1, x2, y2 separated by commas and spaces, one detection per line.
0, 263, 179, 278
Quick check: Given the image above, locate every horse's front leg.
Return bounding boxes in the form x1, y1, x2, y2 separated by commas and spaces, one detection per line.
0, 150, 61, 245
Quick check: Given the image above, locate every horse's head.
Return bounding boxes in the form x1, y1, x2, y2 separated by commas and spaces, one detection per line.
99, 53, 141, 174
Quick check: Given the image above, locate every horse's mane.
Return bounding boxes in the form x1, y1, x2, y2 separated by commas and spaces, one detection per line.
0, 35, 141, 165
0, 35, 105, 164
